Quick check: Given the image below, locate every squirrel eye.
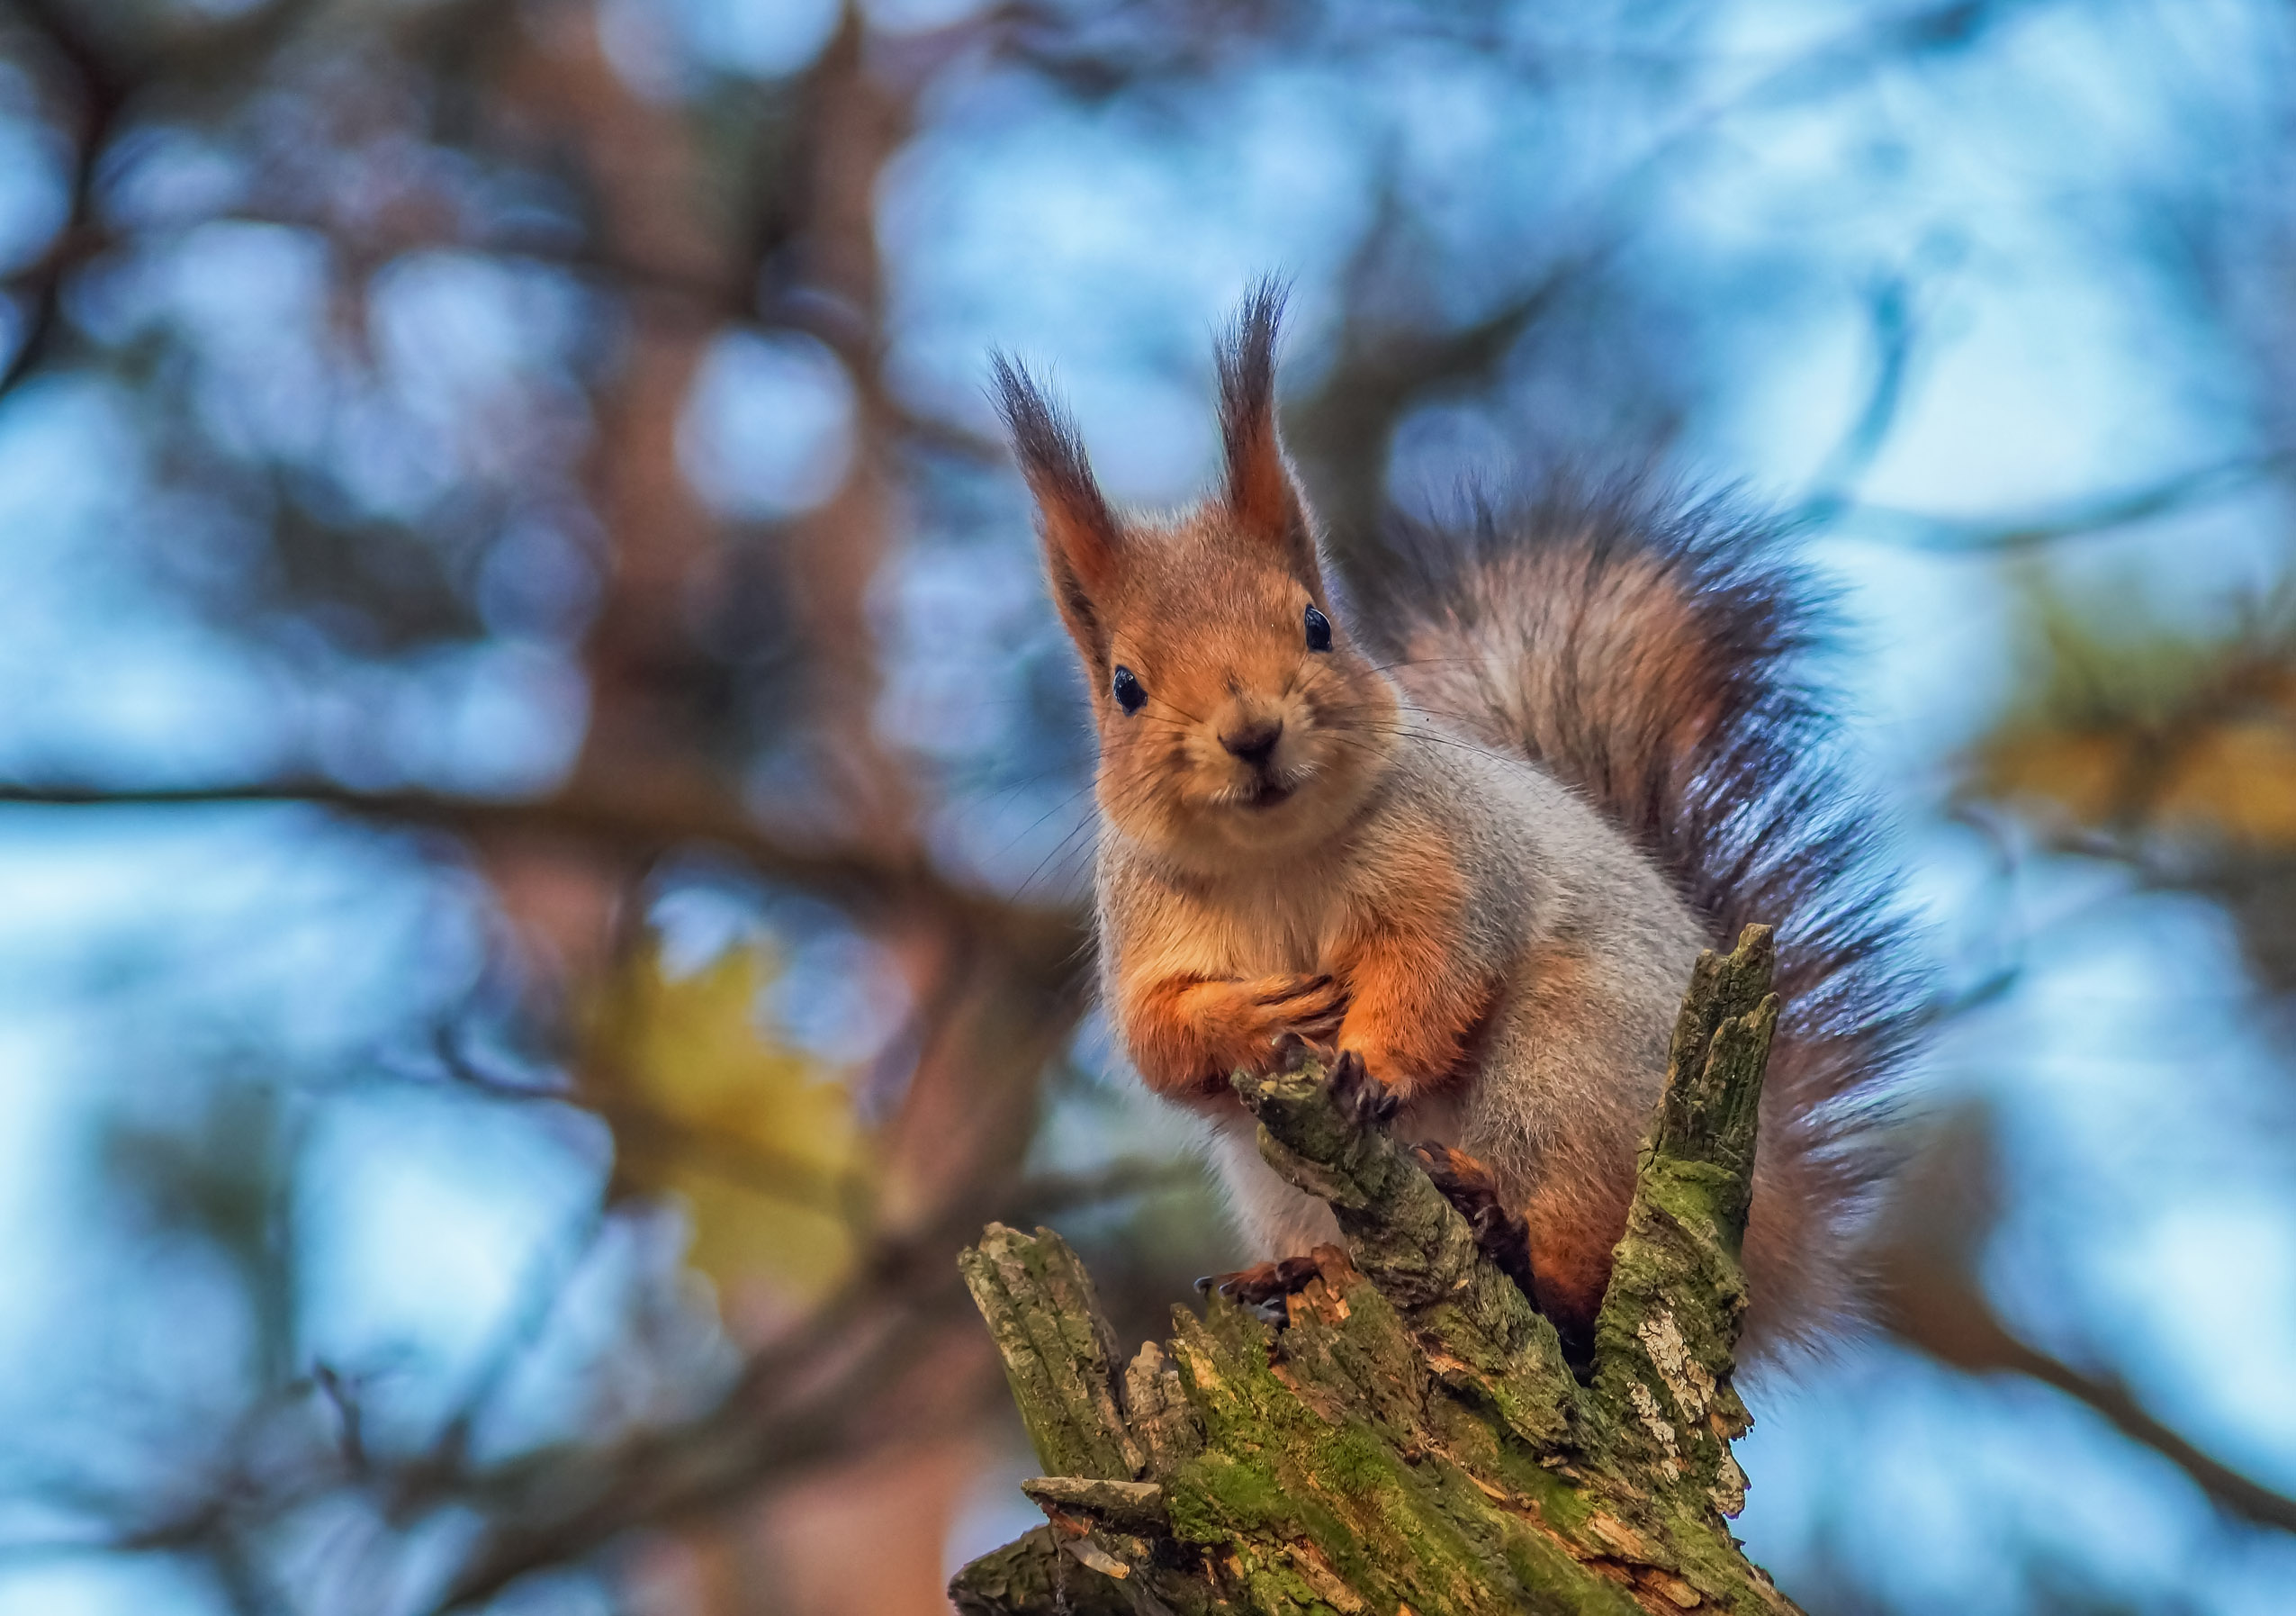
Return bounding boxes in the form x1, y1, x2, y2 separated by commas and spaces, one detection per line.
1304, 604, 1333, 654
1111, 665, 1146, 714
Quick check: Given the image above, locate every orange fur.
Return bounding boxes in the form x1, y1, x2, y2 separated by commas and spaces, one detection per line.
1520, 1186, 1626, 1352
1124, 971, 1348, 1105
1326, 842, 1493, 1099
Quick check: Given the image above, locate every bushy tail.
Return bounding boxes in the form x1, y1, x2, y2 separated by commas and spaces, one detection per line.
1346, 474, 1926, 1350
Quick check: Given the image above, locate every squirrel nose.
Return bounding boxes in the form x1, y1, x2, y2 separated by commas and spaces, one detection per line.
1220, 719, 1283, 768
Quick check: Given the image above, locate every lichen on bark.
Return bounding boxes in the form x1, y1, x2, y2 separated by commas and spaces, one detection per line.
950, 925, 1799, 1615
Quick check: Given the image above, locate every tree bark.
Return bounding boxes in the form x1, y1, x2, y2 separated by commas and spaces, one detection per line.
950, 926, 1799, 1615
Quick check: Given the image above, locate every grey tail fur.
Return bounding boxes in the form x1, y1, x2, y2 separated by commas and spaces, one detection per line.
1346, 474, 1926, 1349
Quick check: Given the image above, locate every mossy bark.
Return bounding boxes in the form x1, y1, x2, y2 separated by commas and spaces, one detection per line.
950, 926, 1798, 1616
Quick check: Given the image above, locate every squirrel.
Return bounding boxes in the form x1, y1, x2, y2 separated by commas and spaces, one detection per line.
991, 284, 1921, 1363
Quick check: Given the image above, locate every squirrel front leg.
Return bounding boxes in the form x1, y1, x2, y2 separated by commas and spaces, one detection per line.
1330, 917, 1495, 1101
1121, 972, 1350, 1102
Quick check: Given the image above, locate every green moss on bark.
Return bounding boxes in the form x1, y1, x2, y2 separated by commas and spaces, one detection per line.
952, 927, 1803, 1616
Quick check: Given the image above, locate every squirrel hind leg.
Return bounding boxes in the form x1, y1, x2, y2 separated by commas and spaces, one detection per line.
1410, 1142, 1595, 1374
1197, 1245, 1352, 1315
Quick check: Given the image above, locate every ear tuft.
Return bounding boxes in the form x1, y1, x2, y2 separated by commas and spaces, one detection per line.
1215, 277, 1314, 571
991, 352, 1121, 663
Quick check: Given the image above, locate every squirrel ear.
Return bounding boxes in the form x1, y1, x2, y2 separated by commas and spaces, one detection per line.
993, 353, 1122, 664
1217, 278, 1317, 577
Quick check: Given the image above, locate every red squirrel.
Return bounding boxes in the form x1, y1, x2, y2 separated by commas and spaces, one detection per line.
993, 285, 1919, 1361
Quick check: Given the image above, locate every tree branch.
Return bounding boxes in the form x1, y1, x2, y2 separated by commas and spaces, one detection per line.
1846, 449, 2295, 554
417, 1148, 1188, 1612
0, 778, 1083, 951
951, 926, 1800, 1615
1875, 1108, 2296, 1536
1896, 1284, 2296, 1536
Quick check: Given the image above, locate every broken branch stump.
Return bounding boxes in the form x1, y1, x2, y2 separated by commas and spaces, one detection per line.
950, 925, 1797, 1615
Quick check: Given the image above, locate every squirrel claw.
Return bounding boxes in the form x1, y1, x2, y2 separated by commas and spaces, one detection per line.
1255, 973, 1334, 1006
1410, 1143, 1593, 1372
1408, 1142, 1580, 1350
1326, 1049, 1400, 1128
1200, 1255, 1326, 1310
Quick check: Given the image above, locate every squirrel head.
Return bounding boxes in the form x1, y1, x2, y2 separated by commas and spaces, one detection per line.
995, 285, 1400, 870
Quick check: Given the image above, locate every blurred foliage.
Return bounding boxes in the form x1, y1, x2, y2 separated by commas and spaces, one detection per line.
1964, 573, 2296, 1006
1969, 574, 2296, 848
100, 1074, 299, 1388
581, 939, 866, 1308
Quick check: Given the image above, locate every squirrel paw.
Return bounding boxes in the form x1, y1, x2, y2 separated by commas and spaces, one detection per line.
1247, 974, 1347, 1056
1326, 1049, 1400, 1129
1197, 1253, 1323, 1309
1199, 976, 1346, 1082
1407, 1143, 1591, 1373
1410, 1143, 1539, 1295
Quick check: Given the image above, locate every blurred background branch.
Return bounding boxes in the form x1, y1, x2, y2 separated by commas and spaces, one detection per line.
0, 2, 2291, 1614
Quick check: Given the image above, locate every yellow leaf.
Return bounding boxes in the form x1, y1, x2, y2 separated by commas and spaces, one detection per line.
1963, 572, 2296, 851
2154, 720, 2296, 844
580, 939, 867, 1307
